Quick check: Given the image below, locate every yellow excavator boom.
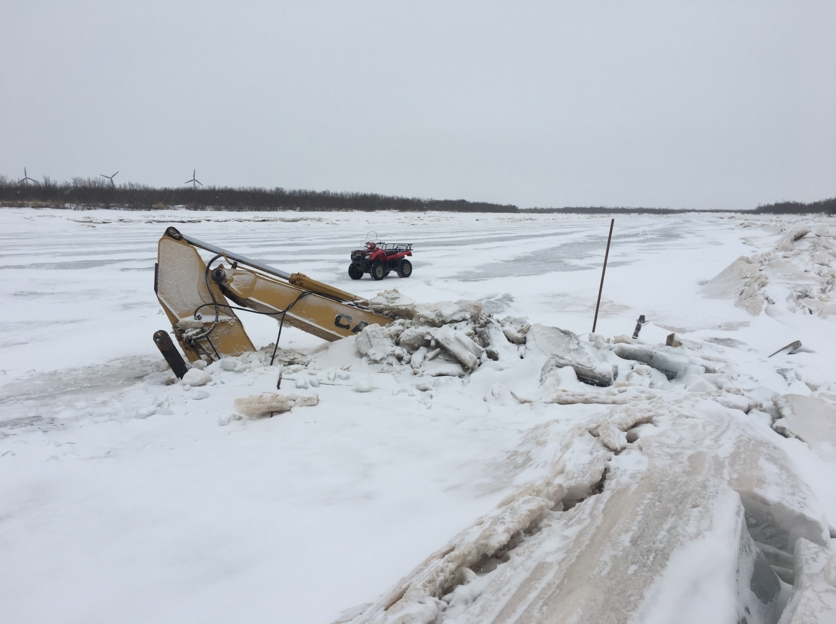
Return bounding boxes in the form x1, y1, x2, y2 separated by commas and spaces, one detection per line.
154, 227, 392, 366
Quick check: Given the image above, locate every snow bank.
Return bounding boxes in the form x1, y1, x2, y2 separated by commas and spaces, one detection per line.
703, 255, 769, 314
703, 226, 836, 317
340, 399, 831, 624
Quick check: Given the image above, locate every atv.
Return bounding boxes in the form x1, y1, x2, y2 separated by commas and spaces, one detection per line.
349, 240, 413, 280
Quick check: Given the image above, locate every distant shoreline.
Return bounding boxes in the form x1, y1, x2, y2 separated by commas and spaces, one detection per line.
1, 177, 833, 215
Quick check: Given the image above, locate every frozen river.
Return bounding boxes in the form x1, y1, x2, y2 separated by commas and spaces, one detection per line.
1, 208, 834, 623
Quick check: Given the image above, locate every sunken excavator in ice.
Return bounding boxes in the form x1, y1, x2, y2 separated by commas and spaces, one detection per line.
152, 227, 392, 376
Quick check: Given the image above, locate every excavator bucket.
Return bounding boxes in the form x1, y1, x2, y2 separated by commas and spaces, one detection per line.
154, 227, 392, 363
155, 232, 256, 362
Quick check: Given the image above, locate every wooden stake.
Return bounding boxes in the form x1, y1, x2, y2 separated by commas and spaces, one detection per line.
592, 219, 614, 334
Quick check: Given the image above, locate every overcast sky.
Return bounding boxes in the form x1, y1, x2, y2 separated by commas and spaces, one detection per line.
1, 1, 834, 209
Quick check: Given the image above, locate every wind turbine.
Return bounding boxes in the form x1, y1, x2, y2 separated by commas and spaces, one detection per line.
185, 169, 202, 189
19, 168, 37, 185
101, 171, 119, 187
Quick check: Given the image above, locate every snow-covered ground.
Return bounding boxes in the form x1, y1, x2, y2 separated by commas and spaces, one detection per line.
1, 208, 835, 623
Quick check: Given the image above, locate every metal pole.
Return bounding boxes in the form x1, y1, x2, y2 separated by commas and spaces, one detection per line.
165, 227, 293, 280
592, 219, 614, 333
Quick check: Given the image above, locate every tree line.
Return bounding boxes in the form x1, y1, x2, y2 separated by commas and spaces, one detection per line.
0, 175, 518, 213
0, 174, 832, 214
752, 197, 836, 215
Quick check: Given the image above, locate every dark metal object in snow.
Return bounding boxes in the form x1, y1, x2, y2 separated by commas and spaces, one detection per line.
592, 218, 615, 333
768, 340, 802, 358
153, 330, 189, 379
632, 314, 646, 339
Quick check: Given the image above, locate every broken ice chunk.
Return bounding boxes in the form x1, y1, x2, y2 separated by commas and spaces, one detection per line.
702, 255, 768, 315
413, 300, 482, 327
410, 346, 428, 369
773, 394, 836, 455
355, 324, 398, 362
368, 289, 418, 319
398, 326, 432, 351
433, 325, 483, 370
594, 421, 628, 452
500, 317, 530, 345
423, 356, 466, 377
614, 344, 692, 380
779, 539, 836, 623
182, 368, 212, 386
233, 392, 318, 416
713, 392, 756, 413
775, 228, 811, 252
478, 318, 521, 366
527, 324, 617, 387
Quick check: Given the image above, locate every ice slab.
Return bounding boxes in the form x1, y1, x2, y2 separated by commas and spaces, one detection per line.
778, 539, 836, 624
232, 392, 318, 416
526, 324, 616, 387
340, 404, 829, 624
614, 343, 693, 380
773, 394, 836, 458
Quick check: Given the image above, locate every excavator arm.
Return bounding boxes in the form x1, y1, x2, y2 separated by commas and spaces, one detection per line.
154, 227, 392, 368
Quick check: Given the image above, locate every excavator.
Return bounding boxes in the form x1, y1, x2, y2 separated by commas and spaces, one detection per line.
152, 227, 392, 377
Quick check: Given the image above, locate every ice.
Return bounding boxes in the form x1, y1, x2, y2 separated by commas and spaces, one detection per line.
354, 302, 501, 374
773, 394, 836, 459
232, 392, 318, 416
354, 374, 374, 392
703, 224, 836, 318
499, 317, 529, 345
355, 323, 402, 363
181, 368, 212, 386
778, 539, 836, 624
413, 300, 482, 327
1, 208, 836, 623
348, 400, 816, 624
368, 289, 418, 319
432, 325, 482, 371
526, 323, 617, 387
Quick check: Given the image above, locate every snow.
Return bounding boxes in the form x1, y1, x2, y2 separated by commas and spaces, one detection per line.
182, 368, 212, 386
773, 394, 836, 461
1, 208, 836, 623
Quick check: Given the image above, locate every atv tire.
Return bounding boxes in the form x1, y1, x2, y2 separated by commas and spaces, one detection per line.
370, 262, 386, 281
348, 264, 363, 280
397, 259, 412, 278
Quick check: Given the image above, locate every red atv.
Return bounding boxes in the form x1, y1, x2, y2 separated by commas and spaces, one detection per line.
349, 240, 413, 280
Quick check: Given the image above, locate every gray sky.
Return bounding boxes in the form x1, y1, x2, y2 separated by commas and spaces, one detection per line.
2, 1, 834, 209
